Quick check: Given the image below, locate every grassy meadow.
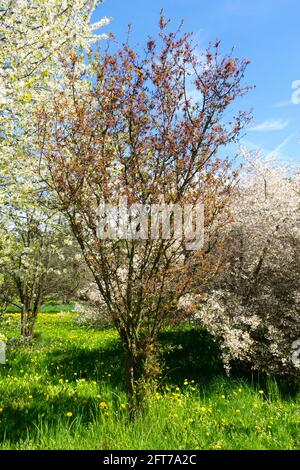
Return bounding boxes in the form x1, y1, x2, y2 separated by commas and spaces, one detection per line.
0, 313, 299, 450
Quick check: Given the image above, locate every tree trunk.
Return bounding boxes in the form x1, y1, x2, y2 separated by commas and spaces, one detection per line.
123, 335, 159, 420
20, 297, 40, 338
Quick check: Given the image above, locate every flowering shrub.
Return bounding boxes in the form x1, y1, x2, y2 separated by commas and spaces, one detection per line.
75, 284, 112, 329
198, 151, 300, 378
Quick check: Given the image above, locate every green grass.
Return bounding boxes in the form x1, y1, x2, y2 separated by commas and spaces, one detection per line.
0, 314, 299, 450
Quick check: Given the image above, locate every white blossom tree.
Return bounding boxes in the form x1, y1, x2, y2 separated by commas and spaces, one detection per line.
200, 149, 300, 378
0, 0, 109, 336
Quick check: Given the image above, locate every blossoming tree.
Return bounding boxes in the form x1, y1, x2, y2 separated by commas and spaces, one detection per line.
36, 16, 251, 416
0, 0, 109, 336
201, 149, 300, 378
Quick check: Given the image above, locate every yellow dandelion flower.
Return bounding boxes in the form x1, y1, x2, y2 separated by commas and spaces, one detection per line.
221, 395, 226, 399
235, 409, 241, 413
28, 395, 33, 400
120, 403, 126, 409
0, 407, 3, 413
99, 401, 108, 409
258, 390, 264, 395
66, 411, 73, 417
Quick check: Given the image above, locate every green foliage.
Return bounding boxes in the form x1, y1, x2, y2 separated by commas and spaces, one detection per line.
0, 314, 299, 449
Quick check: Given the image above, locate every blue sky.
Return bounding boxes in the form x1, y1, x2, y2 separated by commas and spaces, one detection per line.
94, 0, 300, 163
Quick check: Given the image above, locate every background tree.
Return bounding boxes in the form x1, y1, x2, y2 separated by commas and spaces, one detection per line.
0, 0, 109, 174
0, 196, 84, 337
200, 149, 300, 378
36, 16, 251, 416
0, 0, 109, 336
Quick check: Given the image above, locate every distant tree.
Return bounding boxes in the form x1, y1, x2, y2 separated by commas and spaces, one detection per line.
36, 15, 250, 417
0, 197, 85, 337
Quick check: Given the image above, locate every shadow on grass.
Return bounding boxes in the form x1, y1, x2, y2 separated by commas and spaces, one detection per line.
159, 326, 224, 387
44, 342, 124, 388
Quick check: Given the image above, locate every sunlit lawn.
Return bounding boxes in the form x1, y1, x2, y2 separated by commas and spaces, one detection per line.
0, 313, 299, 450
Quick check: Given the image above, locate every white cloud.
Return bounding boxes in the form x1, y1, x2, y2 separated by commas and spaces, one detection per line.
272, 100, 293, 108
249, 119, 289, 132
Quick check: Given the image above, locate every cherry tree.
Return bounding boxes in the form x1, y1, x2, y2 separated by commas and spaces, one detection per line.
36, 16, 250, 416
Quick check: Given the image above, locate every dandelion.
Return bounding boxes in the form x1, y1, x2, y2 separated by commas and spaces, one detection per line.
235, 409, 241, 413
120, 403, 126, 409
221, 395, 226, 399
104, 412, 109, 417
0, 407, 3, 413
184, 379, 188, 386
28, 395, 33, 400
66, 411, 73, 417
258, 390, 264, 395
99, 401, 108, 409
